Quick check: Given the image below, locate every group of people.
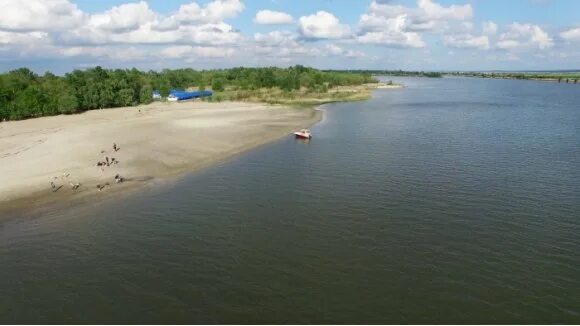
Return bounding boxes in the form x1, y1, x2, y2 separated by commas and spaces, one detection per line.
96, 143, 125, 192
49, 172, 80, 193
96, 156, 119, 167
49, 142, 126, 193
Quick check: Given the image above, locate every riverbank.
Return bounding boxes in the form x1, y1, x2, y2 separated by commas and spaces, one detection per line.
447, 73, 580, 84
211, 83, 387, 106
0, 101, 321, 213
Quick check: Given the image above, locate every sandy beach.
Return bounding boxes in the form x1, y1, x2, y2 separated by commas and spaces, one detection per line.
0, 101, 321, 212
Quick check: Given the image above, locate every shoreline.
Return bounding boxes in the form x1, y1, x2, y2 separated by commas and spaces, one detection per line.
0, 83, 396, 215
0, 101, 322, 214
448, 75, 580, 84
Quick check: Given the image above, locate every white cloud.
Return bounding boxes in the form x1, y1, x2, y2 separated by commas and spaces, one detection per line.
60, 46, 147, 61
88, 1, 155, 32
0, 0, 85, 32
252, 31, 363, 59
254, 31, 298, 46
356, 0, 475, 49
0, 31, 49, 45
496, 39, 520, 50
254, 10, 294, 25
325, 44, 344, 55
63, 23, 241, 45
1, 0, 576, 70
161, 45, 235, 59
357, 14, 425, 48
444, 34, 490, 49
252, 30, 317, 58
497, 23, 553, 50
482, 21, 498, 35
345, 49, 366, 58
363, 0, 472, 33
358, 31, 425, 48
171, 0, 244, 24
417, 0, 472, 21
560, 27, 580, 41
298, 11, 351, 39
58, 0, 245, 46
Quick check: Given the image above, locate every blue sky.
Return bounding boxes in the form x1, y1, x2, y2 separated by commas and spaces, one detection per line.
1, 0, 579, 73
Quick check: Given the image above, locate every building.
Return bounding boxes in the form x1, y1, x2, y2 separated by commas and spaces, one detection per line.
167, 89, 213, 102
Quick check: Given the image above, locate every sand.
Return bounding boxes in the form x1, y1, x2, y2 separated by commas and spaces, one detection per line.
0, 101, 321, 212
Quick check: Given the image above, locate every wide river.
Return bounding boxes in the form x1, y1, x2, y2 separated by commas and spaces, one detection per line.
1, 77, 579, 323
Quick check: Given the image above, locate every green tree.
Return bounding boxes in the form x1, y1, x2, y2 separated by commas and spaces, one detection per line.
211, 78, 224, 92
139, 85, 153, 104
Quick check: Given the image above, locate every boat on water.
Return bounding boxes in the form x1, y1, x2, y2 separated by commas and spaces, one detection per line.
293, 129, 312, 139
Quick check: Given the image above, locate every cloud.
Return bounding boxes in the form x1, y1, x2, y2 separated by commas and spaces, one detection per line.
61, 21, 243, 46
1, 0, 576, 70
356, 0, 475, 48
298, 11, 351, 40
88, 1, 155, 32
325, 44, 344, 55
417, 0, 472, 21
60, 46, 148, 61
357, 14, 425, 48
497, 23, 553, 50
253, 30, 316, 57
0, 0, 85, 32
560, 27, 580, 41
444, 34, 490, 49
362, 0, 472, 34
252, 31, 364, 59
254, 10, 294, 25
0, 31, 50, 45
171, 0, 244, 24
482, 21, 498, 35
58, 0, 245, 46
160, 45, 235, 59
254, 31, 298, 46
344, 49, 366, 58
321, 44, 366, 57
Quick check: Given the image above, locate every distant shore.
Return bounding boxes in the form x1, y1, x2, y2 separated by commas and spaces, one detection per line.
447, 73, 580, 84
0, 101, 321, 213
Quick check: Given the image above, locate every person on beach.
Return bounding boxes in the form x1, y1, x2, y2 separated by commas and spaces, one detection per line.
114, 174, 125, 183
96, 182, 109, 191
106, 156, 110, 166
113, 143, 119, 152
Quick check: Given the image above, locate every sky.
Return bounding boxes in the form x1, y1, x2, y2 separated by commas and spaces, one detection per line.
1, 0, 579, 74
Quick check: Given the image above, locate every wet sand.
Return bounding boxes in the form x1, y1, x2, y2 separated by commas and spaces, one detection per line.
0, 101, 321, 212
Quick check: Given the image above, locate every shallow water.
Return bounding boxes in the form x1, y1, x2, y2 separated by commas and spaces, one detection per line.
1, 77, 579, 323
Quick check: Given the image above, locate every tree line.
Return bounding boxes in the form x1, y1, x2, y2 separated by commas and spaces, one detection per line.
448, 71, 580, 82
0, 65, 376, 121
329, 70, 443, 78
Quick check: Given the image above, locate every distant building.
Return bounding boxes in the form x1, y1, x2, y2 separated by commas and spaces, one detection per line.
167, 89, 213, 102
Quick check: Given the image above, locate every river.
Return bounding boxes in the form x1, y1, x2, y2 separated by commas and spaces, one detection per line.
1, 77, 579, 323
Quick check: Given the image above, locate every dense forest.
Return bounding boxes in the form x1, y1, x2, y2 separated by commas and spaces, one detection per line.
0, 65, 376, 121
329, 70, 443, 78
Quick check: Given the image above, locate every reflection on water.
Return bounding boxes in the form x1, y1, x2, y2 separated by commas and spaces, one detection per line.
1, 77, 579, 323
295, 137, 311, 144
